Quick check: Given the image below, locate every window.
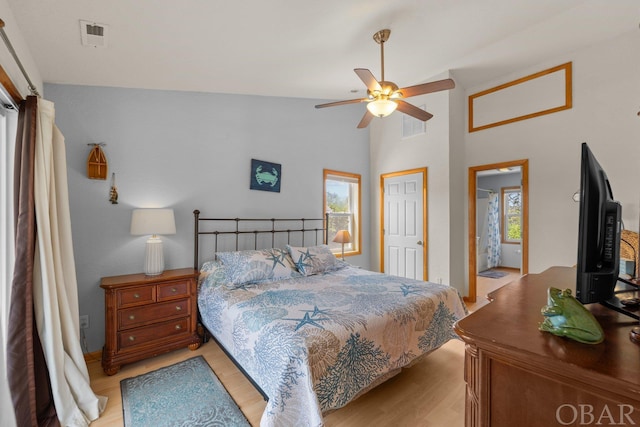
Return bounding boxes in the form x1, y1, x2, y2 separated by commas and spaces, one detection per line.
502, 186, 522, 243
1, 101, 17, 355
323, 169, 361, 256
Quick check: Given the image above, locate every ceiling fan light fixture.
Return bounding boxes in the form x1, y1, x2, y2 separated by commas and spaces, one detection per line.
367, 99, 397, 118
314, 29, 455, 127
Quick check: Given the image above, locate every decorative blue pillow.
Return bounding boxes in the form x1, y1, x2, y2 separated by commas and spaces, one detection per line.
286, 244, 344, 276
215, 248, 300, 288
199, 260, 227, 289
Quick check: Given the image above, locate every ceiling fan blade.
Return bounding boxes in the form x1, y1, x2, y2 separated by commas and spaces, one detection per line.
357, 111, 374, 128
354, 68, 381, 92
315, 98, 366, 109
399, 78, 455, 98
396, 100, 434, 121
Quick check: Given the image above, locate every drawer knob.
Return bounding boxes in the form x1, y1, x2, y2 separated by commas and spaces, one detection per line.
128, 336, 135, 341
129, 315, 135, 320
176, 306, 182, 311
175, 325, 182, 330
133, 293, 140, 299
171, 287, 177, 293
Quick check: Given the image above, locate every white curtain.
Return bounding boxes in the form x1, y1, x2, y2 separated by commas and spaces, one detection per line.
486, 192, 502, 269
32, 98, 106, 425
477, 198, 489, 252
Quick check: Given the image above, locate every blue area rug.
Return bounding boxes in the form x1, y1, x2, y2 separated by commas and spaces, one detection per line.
478, 269, 508, 279
121, 356, 251, 427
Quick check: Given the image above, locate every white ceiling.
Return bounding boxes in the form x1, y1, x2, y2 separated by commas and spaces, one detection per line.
6, 0, 639, 101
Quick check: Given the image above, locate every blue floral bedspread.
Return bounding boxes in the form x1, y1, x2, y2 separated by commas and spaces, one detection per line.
198, 265, 468, 426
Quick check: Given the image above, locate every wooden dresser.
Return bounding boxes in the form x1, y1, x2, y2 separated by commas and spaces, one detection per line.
100, 268, 201, 375
454, 267, 640, 426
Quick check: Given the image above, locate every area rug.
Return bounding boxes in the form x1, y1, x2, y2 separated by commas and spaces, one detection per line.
478, 269, 508, 279
121, 356, 251, 427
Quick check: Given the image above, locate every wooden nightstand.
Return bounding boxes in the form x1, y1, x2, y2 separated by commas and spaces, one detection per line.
100, 268, 201, 375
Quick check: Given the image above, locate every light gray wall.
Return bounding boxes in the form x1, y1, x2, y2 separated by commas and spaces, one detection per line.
25, 21, 640, 352
464, 30, 640, 289
0, 0, 42, 99
44, 84, 371, 352
371, 30, 640, 297
476, 173, 521, 199
448, 76, 467, 290
369, 71, 458, 290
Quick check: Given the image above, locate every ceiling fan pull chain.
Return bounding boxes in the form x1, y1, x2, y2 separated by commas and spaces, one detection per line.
380, 36, 385, 82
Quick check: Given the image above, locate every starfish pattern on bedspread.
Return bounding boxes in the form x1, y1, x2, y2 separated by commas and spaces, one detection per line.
285, 311, 330, 331
398, 283, 426, 296
197, 264, 468, 427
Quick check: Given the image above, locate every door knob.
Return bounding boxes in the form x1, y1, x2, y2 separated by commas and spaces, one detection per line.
417, 241, 423, 246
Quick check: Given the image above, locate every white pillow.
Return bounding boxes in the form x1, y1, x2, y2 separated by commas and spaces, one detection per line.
286, 244, 344, 276
215, 248, 300, 288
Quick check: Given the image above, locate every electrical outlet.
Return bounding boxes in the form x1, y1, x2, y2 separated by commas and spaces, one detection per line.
79, 315, 89, 329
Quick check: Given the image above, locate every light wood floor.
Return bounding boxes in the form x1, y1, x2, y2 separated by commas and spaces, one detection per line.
87, 269, 520, 426
467, 267, 521, 312
88, 338, 466, 426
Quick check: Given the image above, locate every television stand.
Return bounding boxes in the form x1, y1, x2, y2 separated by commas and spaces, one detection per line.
600, 277, 640, 321
454, 267, 640, 426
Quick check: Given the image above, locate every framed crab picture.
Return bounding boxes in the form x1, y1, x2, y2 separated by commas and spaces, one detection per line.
250, 159, 281, 193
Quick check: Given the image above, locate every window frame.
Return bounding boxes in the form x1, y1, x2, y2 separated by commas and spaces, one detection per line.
501, 186, 522, 244
323, 169, 361, 257
0, 101, 17, 357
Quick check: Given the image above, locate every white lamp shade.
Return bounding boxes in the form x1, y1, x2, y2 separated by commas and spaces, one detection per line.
130, 209, 176, 236
333, 230, 351, 244
366, 99, 397, 118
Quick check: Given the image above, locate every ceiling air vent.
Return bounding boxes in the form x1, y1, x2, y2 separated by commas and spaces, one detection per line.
80, 20, 108, 48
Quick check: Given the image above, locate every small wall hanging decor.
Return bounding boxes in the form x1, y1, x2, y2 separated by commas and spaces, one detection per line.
109, 173, 118, 204
87, 143, 108, 179
250, 159, 281, 193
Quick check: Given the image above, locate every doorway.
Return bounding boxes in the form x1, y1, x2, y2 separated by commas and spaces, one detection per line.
380, 168, 428, 281
468, 160, 528, 303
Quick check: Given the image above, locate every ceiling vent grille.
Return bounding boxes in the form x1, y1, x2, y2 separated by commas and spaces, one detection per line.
80, 20, 108, 48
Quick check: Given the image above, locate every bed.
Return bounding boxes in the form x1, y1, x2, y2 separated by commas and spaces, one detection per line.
193, 211, 468, 427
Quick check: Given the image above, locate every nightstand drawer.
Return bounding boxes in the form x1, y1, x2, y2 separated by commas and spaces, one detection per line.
118, 318, 189, 349
118, 286, 155, 308
157, 280, 189, 300
118, 299, 190, 329
101, 268, 201, 375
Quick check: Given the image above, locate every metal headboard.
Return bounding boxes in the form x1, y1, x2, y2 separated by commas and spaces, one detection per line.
193, 210, 330, 269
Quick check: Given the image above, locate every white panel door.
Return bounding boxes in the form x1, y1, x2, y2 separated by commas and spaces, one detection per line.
383, 171, 425, 280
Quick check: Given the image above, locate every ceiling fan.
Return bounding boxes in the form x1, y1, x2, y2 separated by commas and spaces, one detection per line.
315, 29, 455, 128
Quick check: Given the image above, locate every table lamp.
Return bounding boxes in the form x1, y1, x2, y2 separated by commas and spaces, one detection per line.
130, 208, 176, 276
333, 230, 351, 260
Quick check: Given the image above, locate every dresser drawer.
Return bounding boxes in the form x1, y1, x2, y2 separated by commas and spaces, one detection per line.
118, 286, 155, 308
157, 280, 189, 300
118, 318, 189, 350
118, 299, 190, 329
101, 268, 201, 375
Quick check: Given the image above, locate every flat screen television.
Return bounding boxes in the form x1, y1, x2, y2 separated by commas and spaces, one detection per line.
575, 142, 622, 304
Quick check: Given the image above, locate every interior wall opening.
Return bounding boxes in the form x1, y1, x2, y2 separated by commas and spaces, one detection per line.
468, 159, 529, 306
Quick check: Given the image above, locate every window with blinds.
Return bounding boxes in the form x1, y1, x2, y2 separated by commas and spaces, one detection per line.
323, 169, 361, 256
